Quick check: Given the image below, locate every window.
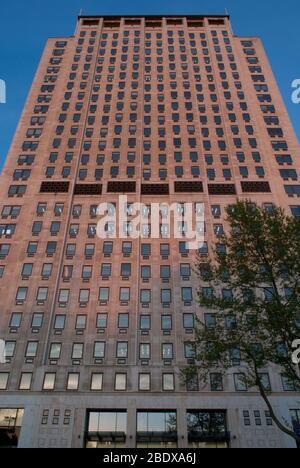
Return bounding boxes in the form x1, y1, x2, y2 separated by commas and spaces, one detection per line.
161, 289, 171, 304
62, 265, 73, 280
8, 185, 27, 196
1, 205, 21, 218
75, 315, 87, 331
122, 242, 132, 255
85, 244, 95, 257
43, 373, 56, 390
140, 343, 150, 360
25, 341, 38, 358
67, 373, 79, 390
79, 289, 89, 304
162, 343, 173, 360
179, 241, 189, 256
285, 185, 300, 197
46, 241, 57, 255
290, 206, 300, 218
103, 242, 113, 255
141, 244, 151, 257
16, 287, 28, 302
139, 373, 151, 391
182, 314, 194, 332
180, 263, 191, 278
10, 313, 22, 329
69, 224, 79, 237
141, 289, 151, 304
115, 373, 127, 391
19, 373, 32, 390
234, 374, 247, 392
0, 244, 10, 257
140, 315, 151, 331
37, 287, 48, 302
118, 314, 129, 329
160, 265, 171, 280
22, 263, 33, 277
161, 315, 172, 332
185, 342, 196, 359
65, 244, 75, 258
210, 373, 223, 391
182, 287, 192, 302
101, 263, 111, 278
157, 246, 169, 260
187, 411, 227, 447
50, 222, 60, 235
117, 342, 128, 359
72, 343, 83, 360
0, 373, 9, 390
91, 373, 103, 391
87, 224, 96, 237
136, 411, 177, 448
5, 341, 16, 358
163, 373, 175, 391
99, 288, 109, 302
58, 289, 69, 304
96, 314, 107, 329
31, 313, 43, 329
94, 341, 106, 359
290, 410, 300, 441
259, 373, 272, 392
32, 221, 42, 235
121, 263, 131, 278
49, 343, 61, 360
36, 203, 47, 216
120, 288, 130, 302
41, 264, 52, 278
281, 375, 296, 392
54, 315, 66, 330
214, 224, 224, 237
86, 411, 127, 448
80, 265, 91, 281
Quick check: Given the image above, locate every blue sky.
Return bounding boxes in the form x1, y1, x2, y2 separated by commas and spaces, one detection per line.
0, 0, 299, 171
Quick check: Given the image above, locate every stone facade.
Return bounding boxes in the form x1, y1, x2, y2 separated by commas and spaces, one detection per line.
0, 15, 299, 448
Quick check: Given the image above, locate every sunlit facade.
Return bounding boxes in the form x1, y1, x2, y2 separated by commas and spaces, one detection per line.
0, 15, 299, 448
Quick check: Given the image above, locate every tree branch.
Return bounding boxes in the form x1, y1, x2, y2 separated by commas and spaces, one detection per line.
253, 363, 300, 445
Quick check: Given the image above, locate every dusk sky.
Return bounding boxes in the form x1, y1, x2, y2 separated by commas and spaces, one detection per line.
0, 0, 299, 170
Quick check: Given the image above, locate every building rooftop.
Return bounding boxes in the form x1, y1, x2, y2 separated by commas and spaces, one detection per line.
78, 14, 230, 19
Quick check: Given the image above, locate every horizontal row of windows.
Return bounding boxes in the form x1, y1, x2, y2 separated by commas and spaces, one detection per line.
4, 340, 196, 361
8, 262, 193, 281
14, 286, 195, 304
52, 109, 252, 125
45, 136, 263, 152
10, 284, 295, 306
0, 240, 208, 258
48, 124, 258, 138
11, 166, 297, 183
49, 150, 264, 164
79, 29, 229, 40
7, 311, 195, 333
0, 262, 194, 283
1, 201, 207, 219
0, 221, 223, 239
30, 166, 275, 181
0, 370, 296, 393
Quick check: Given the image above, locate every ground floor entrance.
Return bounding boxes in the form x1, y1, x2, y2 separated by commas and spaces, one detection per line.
85, 409, 230, 449
0, 409, 24, 448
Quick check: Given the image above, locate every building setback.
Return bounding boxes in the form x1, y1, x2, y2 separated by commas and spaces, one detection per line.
0, 15, 299, 448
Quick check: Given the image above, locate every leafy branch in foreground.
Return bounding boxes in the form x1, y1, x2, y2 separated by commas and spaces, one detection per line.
183, 201, 300, 444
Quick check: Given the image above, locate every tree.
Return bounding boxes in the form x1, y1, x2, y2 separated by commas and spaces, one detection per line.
183, 200, 300, 445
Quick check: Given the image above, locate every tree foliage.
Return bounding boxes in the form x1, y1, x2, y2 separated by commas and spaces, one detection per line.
184, 201, 300, 443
